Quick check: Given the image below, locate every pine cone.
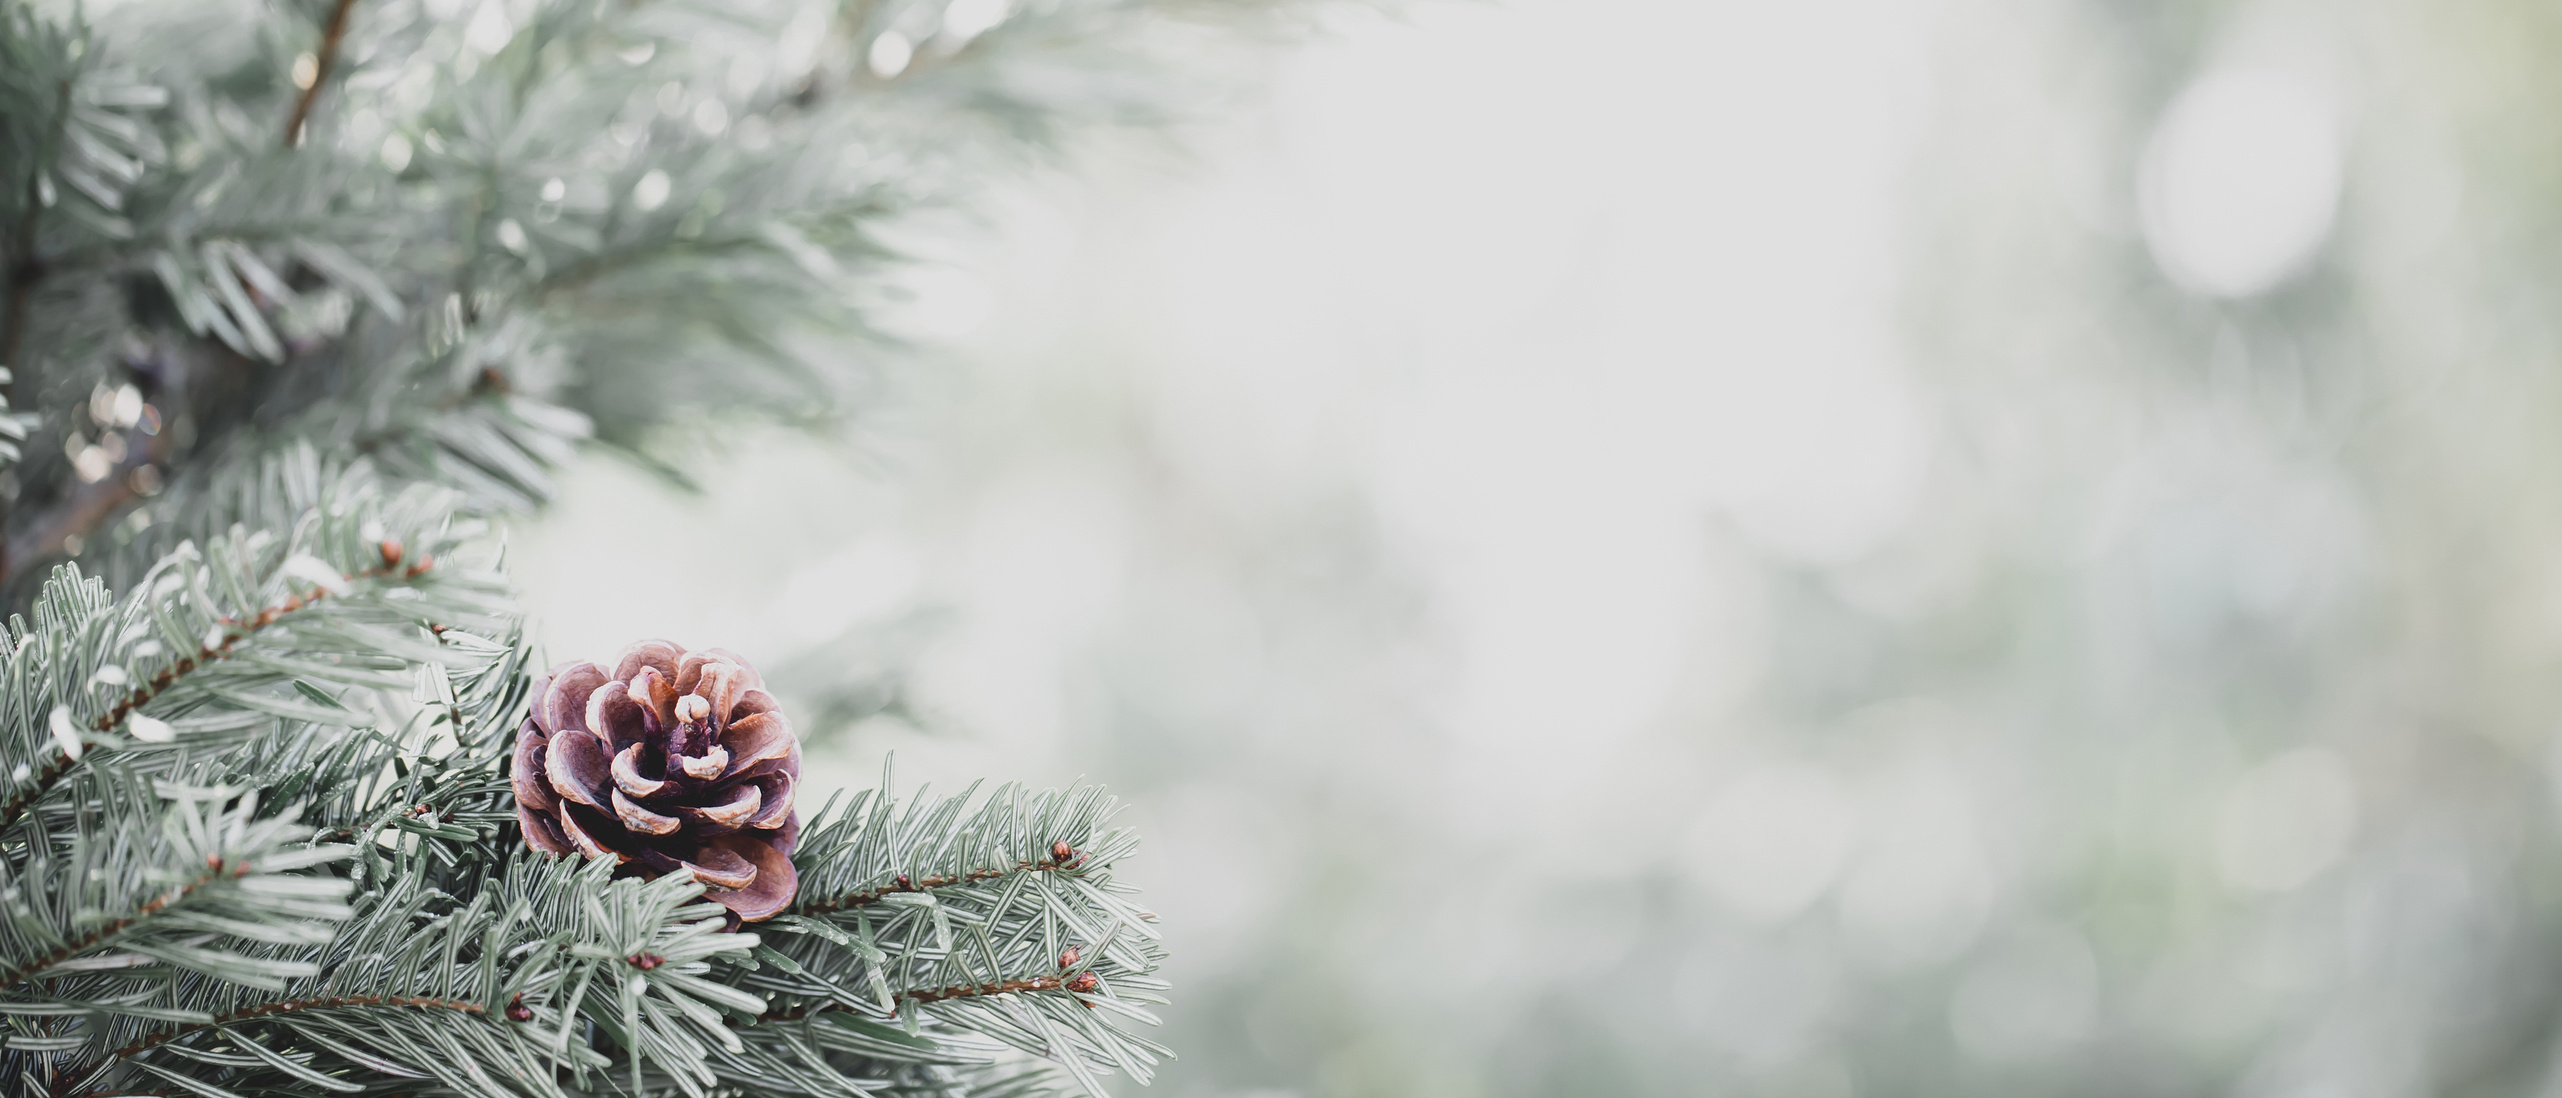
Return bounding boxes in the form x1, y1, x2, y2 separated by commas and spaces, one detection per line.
511, 641, 800, 921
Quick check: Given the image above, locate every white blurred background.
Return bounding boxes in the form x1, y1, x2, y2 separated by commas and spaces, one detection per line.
511, 0, 2562, 1094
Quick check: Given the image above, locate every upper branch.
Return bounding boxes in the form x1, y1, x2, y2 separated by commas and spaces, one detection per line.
282, 0, 359, 148
3, 76, 72, 409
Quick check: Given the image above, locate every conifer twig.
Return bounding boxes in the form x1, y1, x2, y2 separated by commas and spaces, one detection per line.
0, 544, 431, 833
282, 0, 358, 148
0, 0, 1220, 1088
0, 860, 229, 989
759, 975, 1078, 1023
67, 994, 485, 1098
900, 974, 1075, 1004
789, 857, 1078, 917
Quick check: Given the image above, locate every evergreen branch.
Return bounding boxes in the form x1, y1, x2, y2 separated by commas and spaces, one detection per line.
281, 0, 358, 149
44, 856, 735, 1098
0, 784, 354, 1032
0, 460, 515, 867
0, 542, 425, 835
101, 543, 423, 726
729, 775, 1168, 1095
0, 860, 225, 990
74, 993, 483, 1096
783, 773, 1135, 915
0, 1, 1304, 1091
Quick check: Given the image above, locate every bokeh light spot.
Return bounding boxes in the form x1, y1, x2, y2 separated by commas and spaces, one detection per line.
2139, 66, 2344, 297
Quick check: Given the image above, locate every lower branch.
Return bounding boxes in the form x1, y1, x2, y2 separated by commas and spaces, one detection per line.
68, 994, 484, 1098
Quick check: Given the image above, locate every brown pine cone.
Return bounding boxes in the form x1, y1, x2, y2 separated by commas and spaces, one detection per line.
511, 641, 800, 921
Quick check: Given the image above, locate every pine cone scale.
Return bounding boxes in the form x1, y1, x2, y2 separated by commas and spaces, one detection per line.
545, 729, 615, 809
744, 773, 795, 828
587, 682, 645, 744
610, 743, 672, 797
544, 664, 608, 735
705, 832, 796, 912
631, 667, 680, 731
511, 640, 801, 921
557, 803, 621, 860
613, 789, 684, 834
674, 747, 729, 780
512, 725, 558, 813
614, 640, 686, 686
521, 808, 573, 854
686, 783, 761, 828
720, 713, 794, 777
663, 842, 756, 889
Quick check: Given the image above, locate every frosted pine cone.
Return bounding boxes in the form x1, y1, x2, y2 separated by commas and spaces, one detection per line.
512, 641, 800, 921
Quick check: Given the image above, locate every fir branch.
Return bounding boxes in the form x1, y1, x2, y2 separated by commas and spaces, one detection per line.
73, 993, 483, 1097
42, 857, 736, 1098
0, 1, 1324, 1091
0, 859, 225, 990
281, 0, 358, 149
0, 784, 355, 1031
733, 776, 1169, 1094
0, 542, 425, 835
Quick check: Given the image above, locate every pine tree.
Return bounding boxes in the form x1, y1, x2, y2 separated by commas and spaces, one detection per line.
0, 0, 1299, 1093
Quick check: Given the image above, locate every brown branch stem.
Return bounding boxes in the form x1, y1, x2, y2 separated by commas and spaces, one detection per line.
790, 858, 1075, 918
0, 547, 431, 833
759, 975, 1069, 1023
282, 0, 359, 148
901, 974, 1067, 1004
